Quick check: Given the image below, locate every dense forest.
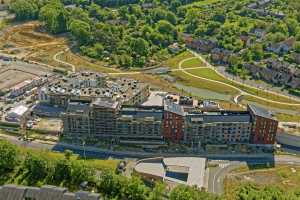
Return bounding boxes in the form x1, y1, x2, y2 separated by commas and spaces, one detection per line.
1, 139, 300, 200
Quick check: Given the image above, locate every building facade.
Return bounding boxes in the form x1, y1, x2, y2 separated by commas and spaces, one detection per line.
116, 106, 164, 145
60, 85, 278, 148
163, 101, 185, 143
184, 111, 252, 148
248, 105, 278, 144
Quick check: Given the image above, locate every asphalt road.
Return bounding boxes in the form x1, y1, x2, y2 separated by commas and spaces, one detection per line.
2, 133, 300, 194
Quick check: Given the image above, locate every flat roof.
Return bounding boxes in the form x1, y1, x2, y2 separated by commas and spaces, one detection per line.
92, 99, 119, 109
163, 157, 206, 188
142, 91, 167, 107
135, 157, 207, 188
248, 104, 274, 119
8, 105, 28, 117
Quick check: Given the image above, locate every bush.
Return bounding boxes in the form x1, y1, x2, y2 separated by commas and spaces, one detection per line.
0, 140, 19, 174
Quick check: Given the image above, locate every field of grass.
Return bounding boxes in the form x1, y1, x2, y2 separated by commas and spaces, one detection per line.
180, 57, 206, 69
242, 95, 300, 111
162, 51, 194, 69
171, 70, 239, 95
275, 113, 300, 122
224, 165, 300, 199
185, 68, 300, 104
19, 143, 119, 171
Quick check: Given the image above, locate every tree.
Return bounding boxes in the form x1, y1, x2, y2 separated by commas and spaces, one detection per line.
69, 19, 91, 45
97, 170, 127, 198
51, 159, 72, 185
170, 185, 218, 200
70, 160, 95, 186
10, 0, 38, 21
157, 20, 176, 35
294, 41, 300, 53
0, 140, 18, 173
251, 43, 264, 61
130, 38, 149, 57
129, 15, 137, 27
23, 153, 48, 184
285, 18, 299, 36
64, 149, 73, 160
121, 176, 149, 200
39, 0, 68, 34
147, 182, 166, 200
117, 54, 133, 68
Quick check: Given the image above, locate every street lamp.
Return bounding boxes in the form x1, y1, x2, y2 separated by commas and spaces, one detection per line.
81, 138, 86, 160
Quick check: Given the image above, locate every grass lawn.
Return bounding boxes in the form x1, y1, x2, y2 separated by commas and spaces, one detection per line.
224, 165, 300, 199
170, 70, 239, 95
242, 95, 300, 111
181, 57, 207, 69
185, 68, 300, 104
275, 113, 300, 122
162, 51, 194, 69
21, 146, 119, 171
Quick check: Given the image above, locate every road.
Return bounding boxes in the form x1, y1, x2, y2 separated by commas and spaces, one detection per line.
2, 132, 300, 194
53, 48, 76, 72
4, 39, 300, 107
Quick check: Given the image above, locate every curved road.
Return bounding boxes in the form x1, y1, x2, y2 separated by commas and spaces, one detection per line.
4, 40, 300, 107
180, 51, 300, 106
53, 48, 76, 72
210, 156, 300, 194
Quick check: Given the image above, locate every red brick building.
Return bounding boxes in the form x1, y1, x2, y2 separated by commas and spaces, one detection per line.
163, 101, 185, 143
248, 105, 278, 144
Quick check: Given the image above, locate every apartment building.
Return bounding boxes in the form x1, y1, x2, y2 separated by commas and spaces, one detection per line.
248, 104, 278, 144
116, 106, 164, 145
62, 99, 120, 140
60, 86, 278, 148
61, 101, 92, 139
184, 111, 252, 148
38, 72, 149, 108
91, 99, 120, 137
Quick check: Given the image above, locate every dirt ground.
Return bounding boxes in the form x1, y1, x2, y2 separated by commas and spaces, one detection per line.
0, 69, 36, 90
34, 118, 62, 132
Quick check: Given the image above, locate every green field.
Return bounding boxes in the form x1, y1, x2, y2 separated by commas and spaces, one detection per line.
162, 51, 194, 69
181, 57, 206, 69
171, 70, 239, 95
275, 113, 300, 122
184, 68, 300, 104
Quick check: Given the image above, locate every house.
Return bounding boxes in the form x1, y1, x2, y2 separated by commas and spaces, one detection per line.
185, 38, 217, 53
240, 35, 253, 47
265, 58, 300, 88
244, 59, 300, 89
250, 28, 266, 38
247, 0, 272, 9
168, 43, 182, 53
292, 53, 300, 64
266, 37, 296, 54
210, 48, 232, 65
141, 3, 154, 9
